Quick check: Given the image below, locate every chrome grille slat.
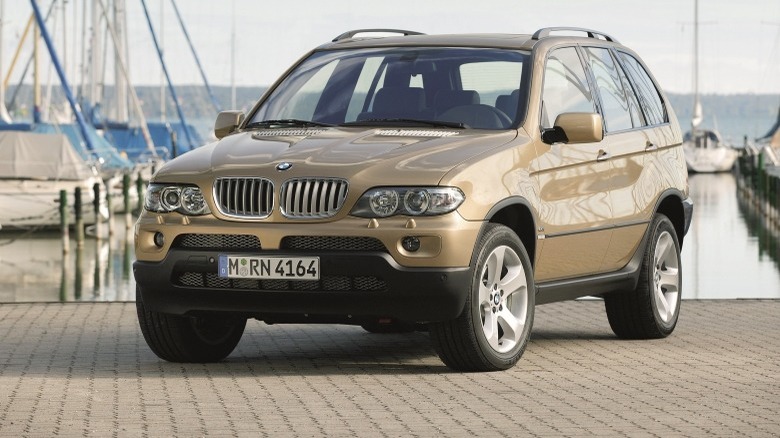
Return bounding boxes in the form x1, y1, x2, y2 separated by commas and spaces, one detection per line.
214, 177, 274, 218
280, 178, 348, 219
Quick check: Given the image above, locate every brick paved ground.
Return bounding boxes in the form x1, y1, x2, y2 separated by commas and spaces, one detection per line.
0, 300, 778, 437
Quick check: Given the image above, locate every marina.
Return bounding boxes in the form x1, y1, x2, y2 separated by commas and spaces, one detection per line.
0, 1, 778, 303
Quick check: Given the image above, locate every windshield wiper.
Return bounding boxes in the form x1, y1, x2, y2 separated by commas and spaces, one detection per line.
244, 119, 335, 129
341, 118, 469, 129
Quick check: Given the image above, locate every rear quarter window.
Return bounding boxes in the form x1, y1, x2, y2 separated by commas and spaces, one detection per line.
618, 52, 668, 126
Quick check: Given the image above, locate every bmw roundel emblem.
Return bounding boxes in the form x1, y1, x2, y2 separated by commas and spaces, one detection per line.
276, 162, 293, 171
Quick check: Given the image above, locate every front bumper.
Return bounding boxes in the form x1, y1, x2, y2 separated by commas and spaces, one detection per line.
134, 248, 472, 323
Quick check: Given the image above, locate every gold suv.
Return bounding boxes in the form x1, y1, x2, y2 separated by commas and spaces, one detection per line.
134, 27, 693, 371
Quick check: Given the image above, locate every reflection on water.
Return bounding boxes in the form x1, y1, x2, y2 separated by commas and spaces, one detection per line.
1, 173, 778, 302
683, 173, 780, 299
0, 218, 135, 302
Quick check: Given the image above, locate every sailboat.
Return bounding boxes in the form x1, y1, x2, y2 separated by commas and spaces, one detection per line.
0, 130, 108, 228
682, 0, 738, 173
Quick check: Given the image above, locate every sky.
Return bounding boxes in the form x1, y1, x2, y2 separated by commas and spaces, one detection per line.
2, 0, 780, 95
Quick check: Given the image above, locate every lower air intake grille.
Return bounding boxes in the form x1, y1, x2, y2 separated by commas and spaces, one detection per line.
172, 234, 261, 250
175, 273, 387, 292
280, 236, 386, 252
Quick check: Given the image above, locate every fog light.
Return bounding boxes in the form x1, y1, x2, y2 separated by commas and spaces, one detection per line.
153, 232, 165, 248
402, 236, 420, 252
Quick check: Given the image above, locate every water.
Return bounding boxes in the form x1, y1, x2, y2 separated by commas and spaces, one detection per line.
683, 173, 780, 299
1, 173, 778, 302
0, 218, 135, 303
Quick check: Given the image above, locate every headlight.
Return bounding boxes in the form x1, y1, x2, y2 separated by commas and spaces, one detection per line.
351, 187, 464, 218
145, 183, 211, 215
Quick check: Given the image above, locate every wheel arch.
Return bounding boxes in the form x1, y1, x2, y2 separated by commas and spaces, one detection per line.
484, 197, 538, 266
654, 189, 686, 246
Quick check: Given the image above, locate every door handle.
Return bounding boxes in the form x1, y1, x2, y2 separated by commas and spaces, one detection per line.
645, 141, 658, 151
596, 149, 611, 162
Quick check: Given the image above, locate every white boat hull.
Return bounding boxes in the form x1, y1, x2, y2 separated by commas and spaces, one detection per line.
0, 178, 109, 228
684, 143, 738, 173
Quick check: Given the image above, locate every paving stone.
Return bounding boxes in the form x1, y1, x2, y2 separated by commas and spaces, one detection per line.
0, 300, 779, 436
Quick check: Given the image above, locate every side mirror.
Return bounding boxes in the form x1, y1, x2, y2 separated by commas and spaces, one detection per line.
542, 112, 604, 144
214, 111, 245, 139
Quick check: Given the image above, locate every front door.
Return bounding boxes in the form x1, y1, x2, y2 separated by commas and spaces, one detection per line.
531, 46, 614, 282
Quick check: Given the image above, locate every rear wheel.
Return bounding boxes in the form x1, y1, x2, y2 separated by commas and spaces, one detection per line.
136, 286, 246, 362
604, 214, 682, 339
430, 224, 535, 372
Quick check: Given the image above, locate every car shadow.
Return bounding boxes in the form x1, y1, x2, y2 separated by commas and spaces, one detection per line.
3, 314, 620, 378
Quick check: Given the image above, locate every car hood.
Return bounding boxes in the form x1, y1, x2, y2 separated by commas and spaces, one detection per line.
154, 127, 517, 186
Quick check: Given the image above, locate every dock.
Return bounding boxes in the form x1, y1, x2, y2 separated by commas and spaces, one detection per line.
736, 149, 780, 233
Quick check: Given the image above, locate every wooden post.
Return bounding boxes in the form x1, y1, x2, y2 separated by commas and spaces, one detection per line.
93, 182, 102, 240
123, 173, 132, 229
60, 189, 69, 254
74, 245, 83, 300
74, 187, 84, 247
106, 186, 115, 237
136, 171, 144, 215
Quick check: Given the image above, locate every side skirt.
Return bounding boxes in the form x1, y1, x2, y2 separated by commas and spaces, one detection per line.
535, 221, 652, 305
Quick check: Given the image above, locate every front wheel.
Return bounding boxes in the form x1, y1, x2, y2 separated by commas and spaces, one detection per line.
430, 224, 535, 372
604, 214, 682, 339
136, 286, 246, 362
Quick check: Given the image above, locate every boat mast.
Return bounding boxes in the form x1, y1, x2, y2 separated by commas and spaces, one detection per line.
231, 0, 236, 109
33, 2, 41, 123
169, 0, 222, 113
114, 0, 129, 122
140, 0, 196, 150
0, 0, 12, 123
95, 0, 155, 154
30, 0, 98, 152
159, 0, 165, 122
691, 0, 702, 131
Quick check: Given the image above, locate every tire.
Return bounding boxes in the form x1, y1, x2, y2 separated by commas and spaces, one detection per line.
136, 286, 246, 362
604, 214, 682, 339
361, 319, 416, 334
430, 224, 535, 372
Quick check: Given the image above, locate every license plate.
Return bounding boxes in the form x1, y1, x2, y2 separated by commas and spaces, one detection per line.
218, 255, 320, 280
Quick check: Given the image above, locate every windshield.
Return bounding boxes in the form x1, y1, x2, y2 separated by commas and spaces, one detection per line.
248, 47, 530, 130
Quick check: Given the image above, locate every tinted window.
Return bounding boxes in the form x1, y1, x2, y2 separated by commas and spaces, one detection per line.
460, 61, 523, 112
618, 52, 667, 125
251, 48, 529, 130
541, 47, 595, 129
585, 47, 633, 132
615, 59, 644, 127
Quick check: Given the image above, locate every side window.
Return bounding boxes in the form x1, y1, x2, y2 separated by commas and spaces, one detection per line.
618, 52, 668, 126
584, 47, 633, 132
541, 47, 595, 129
615, 58, 644, 127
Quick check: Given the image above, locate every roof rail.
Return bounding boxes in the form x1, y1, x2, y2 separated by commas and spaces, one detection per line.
532, 27, 618, 43
332, 29, 425, 42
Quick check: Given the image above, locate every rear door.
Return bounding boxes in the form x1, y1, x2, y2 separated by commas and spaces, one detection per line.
580, 46, 663, 272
